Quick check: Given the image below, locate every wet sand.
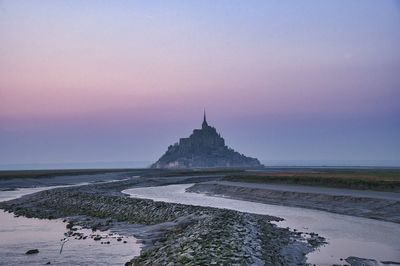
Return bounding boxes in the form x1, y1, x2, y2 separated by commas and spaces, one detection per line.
0, 176, 321, 265
188, 181, 400, 223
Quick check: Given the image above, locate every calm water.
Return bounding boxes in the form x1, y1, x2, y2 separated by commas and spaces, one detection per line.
0, 184, 140, 266
0, 184, 87, 202
123, 184, 400, 266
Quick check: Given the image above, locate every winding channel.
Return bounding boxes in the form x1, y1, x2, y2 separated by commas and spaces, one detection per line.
123, 183, 400, 266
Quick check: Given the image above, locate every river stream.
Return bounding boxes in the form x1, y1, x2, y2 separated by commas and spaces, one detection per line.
123, 183, 400, 266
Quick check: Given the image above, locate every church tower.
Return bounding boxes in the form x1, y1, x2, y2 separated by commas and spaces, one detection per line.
202, 109, 208, 129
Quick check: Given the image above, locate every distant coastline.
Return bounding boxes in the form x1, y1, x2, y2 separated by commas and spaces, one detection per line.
0, 161, 153, 171
1, 160, 400, 171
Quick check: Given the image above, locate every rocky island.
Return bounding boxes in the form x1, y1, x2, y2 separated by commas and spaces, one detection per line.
151, 112, 263, 169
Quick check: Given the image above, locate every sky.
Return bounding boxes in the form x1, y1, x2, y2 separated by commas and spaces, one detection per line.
1, 0, 399, 168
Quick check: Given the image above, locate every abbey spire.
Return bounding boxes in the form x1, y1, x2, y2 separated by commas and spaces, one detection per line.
202, 109, 209, 129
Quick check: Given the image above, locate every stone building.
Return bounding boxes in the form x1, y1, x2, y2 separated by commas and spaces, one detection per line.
151, 112, 263, 169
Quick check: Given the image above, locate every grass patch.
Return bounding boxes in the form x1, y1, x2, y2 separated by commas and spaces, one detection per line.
0, 168, 150, 180
224, 169, 400, 191
0, 168, 243, 180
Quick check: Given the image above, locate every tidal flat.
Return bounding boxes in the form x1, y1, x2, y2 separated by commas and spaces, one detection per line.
0, 169, 399, 265
0, 174, 324, 265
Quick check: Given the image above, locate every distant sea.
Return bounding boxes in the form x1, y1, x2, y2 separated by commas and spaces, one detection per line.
0, 160, 399, 171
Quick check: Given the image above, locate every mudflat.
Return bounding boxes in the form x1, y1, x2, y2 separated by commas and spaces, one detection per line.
188, 181, 400, 223
0, 175, 325, 265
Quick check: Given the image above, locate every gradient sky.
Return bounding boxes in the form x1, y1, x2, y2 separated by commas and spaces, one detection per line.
1, 0, 400, 168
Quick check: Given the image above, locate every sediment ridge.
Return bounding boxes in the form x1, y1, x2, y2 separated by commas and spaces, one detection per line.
187, 182, 400, 224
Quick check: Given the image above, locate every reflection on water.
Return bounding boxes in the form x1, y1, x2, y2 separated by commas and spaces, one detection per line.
123, 184, 400, 265
0, 211, 139, 265
0, 178, 130, 202
0, 183, 140, 266
0, 185, 78, 202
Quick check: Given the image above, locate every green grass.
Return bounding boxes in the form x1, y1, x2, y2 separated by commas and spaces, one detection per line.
224, 169, 400, 191
0, 168, 147, 180
0, 168, 243, 180
3, 167, 398, 192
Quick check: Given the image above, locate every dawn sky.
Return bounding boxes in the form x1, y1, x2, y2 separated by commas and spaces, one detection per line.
1, 1, 399, 168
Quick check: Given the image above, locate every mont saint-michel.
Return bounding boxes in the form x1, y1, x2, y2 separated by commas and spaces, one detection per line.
151, 112, 262, 169
2, 2, 399, 266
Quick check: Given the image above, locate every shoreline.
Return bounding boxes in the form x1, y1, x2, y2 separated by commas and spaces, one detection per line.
0, 210, 140, 265
0, 177, 325, 265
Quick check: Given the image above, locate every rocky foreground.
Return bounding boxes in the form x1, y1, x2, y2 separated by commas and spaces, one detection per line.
0, 177, 324, 265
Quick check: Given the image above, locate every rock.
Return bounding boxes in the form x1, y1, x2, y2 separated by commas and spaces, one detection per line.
66, 222, 74, 229
25, 249, 39, 255
345, 256, 379, 266
93, 236, 102, 241
180, 252, 194, 261
151, 112, 262, 168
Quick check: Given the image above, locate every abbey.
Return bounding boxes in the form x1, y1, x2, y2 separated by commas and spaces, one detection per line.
151, 112, 263, 169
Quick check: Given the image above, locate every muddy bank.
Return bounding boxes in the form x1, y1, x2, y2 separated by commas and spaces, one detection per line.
187, 182, 400, 223
0, 177, 324, 265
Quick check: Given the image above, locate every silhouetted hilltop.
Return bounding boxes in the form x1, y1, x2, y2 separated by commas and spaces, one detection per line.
151, 112, 262, 169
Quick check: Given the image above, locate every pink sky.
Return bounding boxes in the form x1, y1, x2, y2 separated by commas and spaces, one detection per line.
0, 1, 399, 167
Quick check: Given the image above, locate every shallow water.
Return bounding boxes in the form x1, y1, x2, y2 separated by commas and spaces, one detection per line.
0, 211, 140, 266
0, 184, 87, 202
122, 184, 400, 265
0, 178, 131, 202
0, 182, 140, 266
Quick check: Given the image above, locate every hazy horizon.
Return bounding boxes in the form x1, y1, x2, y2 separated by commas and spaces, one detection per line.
1, 159, 400, 171
1, 1, 399, 167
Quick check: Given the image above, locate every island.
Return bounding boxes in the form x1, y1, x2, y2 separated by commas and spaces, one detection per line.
151, 112, 263, 169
